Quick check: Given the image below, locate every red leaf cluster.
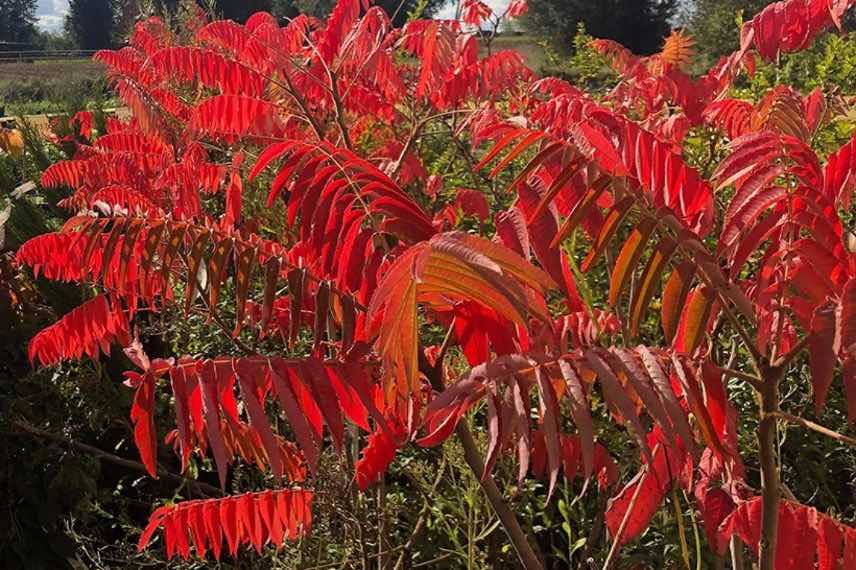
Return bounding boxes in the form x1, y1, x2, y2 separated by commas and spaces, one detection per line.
138, 489, 313, 560
28, 295, 129, 366
716, 498, 856, 568
740, 0, 856, 61
355, 420, 406, 490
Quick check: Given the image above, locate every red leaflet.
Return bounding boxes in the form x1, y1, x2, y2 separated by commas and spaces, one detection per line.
446, 301, 516, 365
199, 361, 230, 490
300, 358, 345, 452
40, 160, 89, 188
570, 122, 626, 176
317, 0, 361, 64
701, 363, 728, 445
810, 303, 838, 412
146, 46, 267, 97
824, 133, 856, 209
517, 182, 584, 310
236, 361, 284, 478
700, 488, 735, 551
138, 489, 313, 559
841, 278, 856, 355
530, 430, 617, 488
355, 422, 404, 490
704, 98, 752, 139
90, 185, 162, 215
844, 355, 856, 423
506, 0, 528, 17
129, 372, 159, 478
455, 189, 491, 222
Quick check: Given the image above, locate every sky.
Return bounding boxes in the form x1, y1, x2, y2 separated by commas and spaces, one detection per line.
36, 0, 69, 33
35, 0, 512, 33
436, 0, 510, 20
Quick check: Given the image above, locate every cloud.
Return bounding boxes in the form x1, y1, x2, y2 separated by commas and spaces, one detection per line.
436, 0, 511, 20
36, 0, 69, 32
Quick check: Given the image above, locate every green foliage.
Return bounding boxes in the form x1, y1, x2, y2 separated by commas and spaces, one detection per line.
534, 24, 619, 97
685, 0, 770, 65
740, 31, 856, 95
728, 32, 856, 155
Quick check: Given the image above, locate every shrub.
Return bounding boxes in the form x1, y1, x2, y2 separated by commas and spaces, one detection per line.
12, 0, 856, 568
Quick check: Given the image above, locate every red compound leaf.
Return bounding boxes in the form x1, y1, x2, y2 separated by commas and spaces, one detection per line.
138, 489, 313, 560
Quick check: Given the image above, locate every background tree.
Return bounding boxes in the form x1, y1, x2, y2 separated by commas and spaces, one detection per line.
521, 0, 678, 55
684, 0, 770, 63
65, 0, 116, 49
290, 0, 446, 27
0, 0, 38, 46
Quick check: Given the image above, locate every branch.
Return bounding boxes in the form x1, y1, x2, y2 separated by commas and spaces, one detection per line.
757, 367, 782, 570
329, 72, 354, 151
389, 110, 467, 178
454, 422, 545, 570
772, 334, 810, 370
281, 72, 326, 142
10, 419, 222, 497
771, 410, 856, 447
720, 366, 762, 391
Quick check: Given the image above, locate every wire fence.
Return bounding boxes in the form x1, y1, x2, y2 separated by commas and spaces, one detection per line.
0, 50, 99, 63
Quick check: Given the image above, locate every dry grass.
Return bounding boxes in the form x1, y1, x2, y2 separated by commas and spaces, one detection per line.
0, 59, 104, 84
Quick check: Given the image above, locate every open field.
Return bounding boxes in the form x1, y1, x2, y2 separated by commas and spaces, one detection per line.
0, 59, 108, 116
0, 59, 105, 84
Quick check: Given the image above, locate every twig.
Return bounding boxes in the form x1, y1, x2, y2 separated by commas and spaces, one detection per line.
10, 419, 222, 497
720, 366, 762, 390
389, 110, 468, 177
281, 72, 326, 142
772, 334, 810, 369
771, 410, 856, 447
329, 72, 353, 151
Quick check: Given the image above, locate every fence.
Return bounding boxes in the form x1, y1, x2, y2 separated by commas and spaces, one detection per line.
0, 50, 99, 63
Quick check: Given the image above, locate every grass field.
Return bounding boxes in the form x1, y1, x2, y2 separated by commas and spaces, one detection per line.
0, 59, 104, 83
0, 59, 108, 116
